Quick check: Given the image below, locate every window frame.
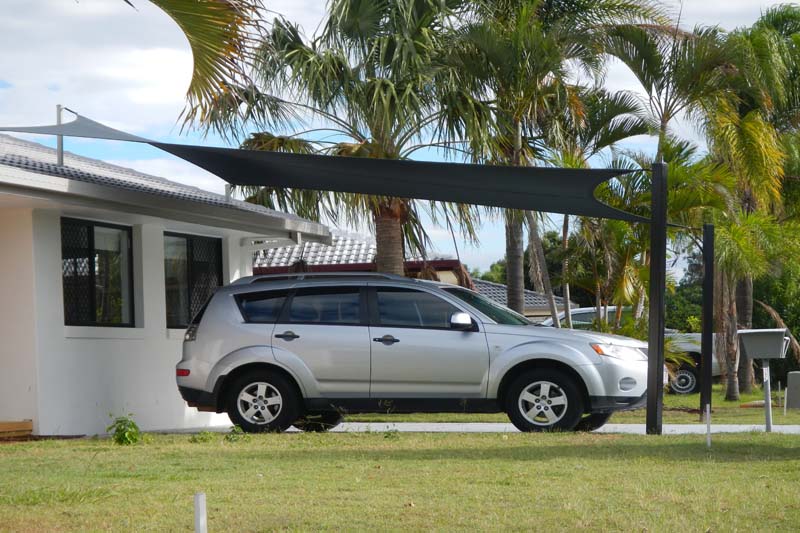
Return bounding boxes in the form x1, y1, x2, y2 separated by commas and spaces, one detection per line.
60, 217, 135, 328
277, 286, 369, 327
368, 286, 468, 331
164, 232, 223, 329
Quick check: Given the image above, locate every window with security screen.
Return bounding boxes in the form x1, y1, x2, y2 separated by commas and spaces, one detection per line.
164, 233, 223, 328
61, 218, 134, 327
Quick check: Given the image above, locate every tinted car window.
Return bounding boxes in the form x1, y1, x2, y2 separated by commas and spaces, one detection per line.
376, 288, 459, 329
444, 287, 529, 325
237, 291, 288, 323
288, 287, 361, 325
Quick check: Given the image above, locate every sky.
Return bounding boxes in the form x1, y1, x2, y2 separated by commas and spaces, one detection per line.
0, 0, 792, 271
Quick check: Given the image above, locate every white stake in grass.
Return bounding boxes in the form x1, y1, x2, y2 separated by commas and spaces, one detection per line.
194, 492, 208, 533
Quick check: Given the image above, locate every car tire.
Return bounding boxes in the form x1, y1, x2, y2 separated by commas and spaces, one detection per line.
574, 412, 613, 432
669, 364, 699, 395
294, 412, 343, 432
226, 371, 300, 433
505, 369, 584, 432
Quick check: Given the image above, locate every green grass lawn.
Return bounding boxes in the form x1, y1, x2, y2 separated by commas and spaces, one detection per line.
1, 432, 798, 531
347, 384, 800, 425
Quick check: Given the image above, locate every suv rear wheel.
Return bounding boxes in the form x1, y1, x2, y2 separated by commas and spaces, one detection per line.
226, 371, 299, 433
505, 369, 584, 432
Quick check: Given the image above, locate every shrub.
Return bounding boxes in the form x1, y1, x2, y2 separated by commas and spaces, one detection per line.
106, 414, 141, 445
189, 431, 216, 444
224, 425, 250, 443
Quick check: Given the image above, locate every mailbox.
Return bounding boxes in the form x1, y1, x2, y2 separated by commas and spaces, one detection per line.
737, 328, 790, 360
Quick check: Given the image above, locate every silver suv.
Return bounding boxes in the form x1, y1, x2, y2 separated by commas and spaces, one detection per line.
176, 273, 649, 433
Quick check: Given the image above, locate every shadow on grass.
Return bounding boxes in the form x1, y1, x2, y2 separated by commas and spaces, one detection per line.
232, 436, 799, 464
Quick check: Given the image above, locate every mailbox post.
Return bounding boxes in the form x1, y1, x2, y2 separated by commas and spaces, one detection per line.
737, 328, 790, 432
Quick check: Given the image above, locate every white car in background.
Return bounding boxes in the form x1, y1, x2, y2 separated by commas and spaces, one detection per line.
541, 307, 721, 394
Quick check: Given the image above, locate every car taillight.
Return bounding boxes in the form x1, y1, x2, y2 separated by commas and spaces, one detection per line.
176, 369, 190, 377
184, 323, 199, 342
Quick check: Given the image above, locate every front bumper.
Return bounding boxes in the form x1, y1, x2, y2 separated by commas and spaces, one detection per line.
589, 392, 647, 414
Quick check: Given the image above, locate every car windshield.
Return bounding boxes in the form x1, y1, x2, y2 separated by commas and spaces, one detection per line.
443, 287, 531, 326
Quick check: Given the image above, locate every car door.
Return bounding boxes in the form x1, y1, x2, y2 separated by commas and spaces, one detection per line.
271, 285, 371, 397
368, 285, 490, 398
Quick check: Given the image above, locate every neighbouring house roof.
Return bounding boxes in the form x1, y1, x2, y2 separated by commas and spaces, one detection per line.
471, 278, 571, 311
0, 134, 330, 240
254, 232, 573, 313
257, 230, 378, 267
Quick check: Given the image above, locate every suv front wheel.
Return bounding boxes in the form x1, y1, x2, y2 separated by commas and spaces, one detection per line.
505, 369, 584, 432
226, 371, 299, 433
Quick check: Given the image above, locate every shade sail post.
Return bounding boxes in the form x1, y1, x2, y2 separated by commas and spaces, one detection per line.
700, 223, 715, 415
646, 162, 667, 435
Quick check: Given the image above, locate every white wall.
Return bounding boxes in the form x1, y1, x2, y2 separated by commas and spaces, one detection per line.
30, 210, 243, 435
0, 209, 39, 428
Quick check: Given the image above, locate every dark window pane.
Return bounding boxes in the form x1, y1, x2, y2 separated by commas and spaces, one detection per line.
189, 237, 222, 320
164, 236, 189, 328
93, 226, 132, 325
163, 234, 222, 328
377, 288, 458, 329
238, 291, 288, 323
61, 219, 134, 327
443, 287, 529, 325
288, 288, 361, 325
61, 220, 93, 325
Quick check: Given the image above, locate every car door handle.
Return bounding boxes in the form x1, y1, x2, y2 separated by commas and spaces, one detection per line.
275, 331, 300, 341
373, 335, 400, 345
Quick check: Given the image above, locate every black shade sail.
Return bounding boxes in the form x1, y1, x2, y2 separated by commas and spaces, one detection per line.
0, 113, 645, 222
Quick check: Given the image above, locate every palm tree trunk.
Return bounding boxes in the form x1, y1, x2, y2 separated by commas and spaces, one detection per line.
374, 200, 406, 276
527, 218, 545, 294
505, 213, 525, 313
722, 275, 740, 401
736, 276, 754, 393
562, 215, 572, 328
633, 251, 648, 321
505, 118, 526, 314
526, 211, 560, 326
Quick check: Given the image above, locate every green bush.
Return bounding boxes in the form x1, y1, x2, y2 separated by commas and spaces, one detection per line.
189, 431, 216, 444
224, 425, 250, 443
106, 414, 141, 446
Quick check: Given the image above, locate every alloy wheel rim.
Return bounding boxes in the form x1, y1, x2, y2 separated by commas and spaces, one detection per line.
518, 380, 568, 426
672, 370, 697, 394
237, 382, 282, 424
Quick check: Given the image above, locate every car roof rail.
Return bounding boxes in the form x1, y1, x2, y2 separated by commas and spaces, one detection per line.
242, 272, 408, 284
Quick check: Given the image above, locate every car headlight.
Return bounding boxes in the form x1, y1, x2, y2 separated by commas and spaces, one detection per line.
591, 343, 647, 361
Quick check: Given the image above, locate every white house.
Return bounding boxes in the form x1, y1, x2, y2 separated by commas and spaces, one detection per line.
0, 134, 330, 436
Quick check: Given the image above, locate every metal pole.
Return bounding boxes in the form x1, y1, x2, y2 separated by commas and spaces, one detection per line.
646, 162, 668, 435
194, 492, 208, 533
700, 224, 715, 416
56, 104, 64, 166
763, 360, 773, 432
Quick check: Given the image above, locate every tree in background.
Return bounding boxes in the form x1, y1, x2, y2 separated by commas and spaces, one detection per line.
444, 0, 665, 318
185, 0, 488, 275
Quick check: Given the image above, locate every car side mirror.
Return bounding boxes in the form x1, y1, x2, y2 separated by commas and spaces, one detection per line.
450, 312, 474, 331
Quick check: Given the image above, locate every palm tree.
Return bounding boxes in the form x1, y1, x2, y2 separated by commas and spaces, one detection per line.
544, 88, 649, 327
608, 24, 732, 160
124, 1, 267, 122
713, 210, 797, 400
185, 0, 488, 275
445, 0, 665, 314
702, 19, 789, 393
